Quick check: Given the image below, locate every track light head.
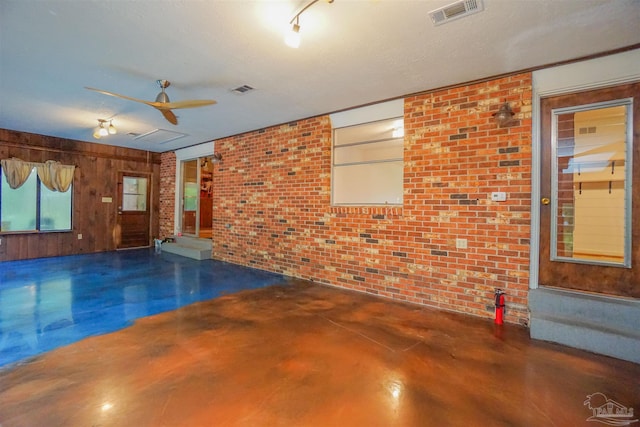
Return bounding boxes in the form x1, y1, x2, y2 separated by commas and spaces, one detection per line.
285, 19, 301, 48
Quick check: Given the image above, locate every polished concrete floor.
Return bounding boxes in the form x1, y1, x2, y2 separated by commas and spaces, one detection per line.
0, 250, 284, 367
1, 272, 639, 426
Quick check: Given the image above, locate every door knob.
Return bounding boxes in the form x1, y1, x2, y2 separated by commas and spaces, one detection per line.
541, 197, 550, 205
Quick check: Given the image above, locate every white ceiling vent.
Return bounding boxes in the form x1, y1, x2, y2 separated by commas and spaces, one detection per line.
429, 0, 484, 26
133, 129, 188, 144
231, 84, 254, 94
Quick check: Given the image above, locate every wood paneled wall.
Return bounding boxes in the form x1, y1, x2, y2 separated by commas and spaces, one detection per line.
0, 129, 161, 261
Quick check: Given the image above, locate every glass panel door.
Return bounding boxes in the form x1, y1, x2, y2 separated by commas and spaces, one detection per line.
199, 157, 214, 239
180, 157, 214, 238
181, 159, 198, 235
539, 82, 639, 298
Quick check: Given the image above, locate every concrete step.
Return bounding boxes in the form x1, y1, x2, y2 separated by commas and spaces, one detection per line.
160, 236, 212, 260
529, 287, 640, 364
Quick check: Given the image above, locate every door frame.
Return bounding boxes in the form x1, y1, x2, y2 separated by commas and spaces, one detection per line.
174, 142, 216, 236
529, 49, 640, 290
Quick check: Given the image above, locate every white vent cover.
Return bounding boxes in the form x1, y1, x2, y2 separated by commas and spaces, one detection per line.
429, 0, 484, 26
231, 84, 254, 94
133, 129, 188, 144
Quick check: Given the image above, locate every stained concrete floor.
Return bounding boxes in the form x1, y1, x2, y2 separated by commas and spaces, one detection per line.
1, 279, 638, 427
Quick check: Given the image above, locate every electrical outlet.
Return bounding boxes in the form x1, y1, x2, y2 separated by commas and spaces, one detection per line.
77, 233, 83, 240
455, 238, 467, 249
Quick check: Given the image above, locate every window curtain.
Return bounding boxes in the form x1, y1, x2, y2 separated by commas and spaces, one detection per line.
0, 157, 33, 189
1, 157, 75, 192
36, 160, 75, 192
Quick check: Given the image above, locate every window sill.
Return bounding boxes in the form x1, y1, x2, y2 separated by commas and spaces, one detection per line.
0, 230, 73, 236
330, 205, 403, 218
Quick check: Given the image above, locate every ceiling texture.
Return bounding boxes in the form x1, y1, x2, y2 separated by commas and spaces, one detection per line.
1, 0, 639, 153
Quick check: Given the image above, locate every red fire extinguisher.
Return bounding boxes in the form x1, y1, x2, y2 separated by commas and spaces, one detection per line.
494, 289, 506, 325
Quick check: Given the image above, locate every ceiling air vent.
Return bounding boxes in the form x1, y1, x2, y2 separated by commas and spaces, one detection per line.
429, 0, 484, 26
231, 84, 254, 94
133, 129, 188, 145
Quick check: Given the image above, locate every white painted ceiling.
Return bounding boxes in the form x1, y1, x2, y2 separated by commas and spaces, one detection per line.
1, 0, 639, 153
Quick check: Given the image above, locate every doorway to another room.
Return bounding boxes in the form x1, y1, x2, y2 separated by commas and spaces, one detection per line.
180, 156, 214, 239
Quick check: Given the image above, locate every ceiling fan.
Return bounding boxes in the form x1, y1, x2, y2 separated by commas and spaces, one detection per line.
85, 79, 216, 125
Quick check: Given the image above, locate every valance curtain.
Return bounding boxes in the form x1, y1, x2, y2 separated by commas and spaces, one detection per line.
0, 158, 33, 189
1, 157, 75, 192
36, 160, 75, 192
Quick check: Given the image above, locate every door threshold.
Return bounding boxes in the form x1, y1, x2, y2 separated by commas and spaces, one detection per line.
117, 246, 151, 251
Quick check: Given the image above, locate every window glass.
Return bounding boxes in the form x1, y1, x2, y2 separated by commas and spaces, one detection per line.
1, 169, 38, 231
552, 103, 631, 267
333, 139, 403, 164
0, 166, 73, 232
122, 177, 147, 211
332, 117, 404, 205
333, 162, 403, 205
40, 184, 72, 231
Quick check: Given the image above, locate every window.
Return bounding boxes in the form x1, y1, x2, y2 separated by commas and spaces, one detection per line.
332, 117, 404, 205
122, 176, 148, 211
551, 100, 632, 267
1, 166, 72, 232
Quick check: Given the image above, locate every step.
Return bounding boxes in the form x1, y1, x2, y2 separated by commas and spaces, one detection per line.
529, 287, 640, 364
160, 236, 212, 260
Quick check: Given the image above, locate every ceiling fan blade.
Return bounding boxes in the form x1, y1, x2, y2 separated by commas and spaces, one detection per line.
85, 86, 155, 107
160, 99, 217, 110
86, 82, 214, 126
157, 108, 178, 125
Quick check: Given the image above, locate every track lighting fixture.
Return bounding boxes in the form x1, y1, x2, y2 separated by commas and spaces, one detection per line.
493, 101, 515, 127
285, 17, 301, 48
285, 0, 334, 48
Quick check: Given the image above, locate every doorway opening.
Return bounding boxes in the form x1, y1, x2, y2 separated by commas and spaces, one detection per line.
180, 157, 214, 239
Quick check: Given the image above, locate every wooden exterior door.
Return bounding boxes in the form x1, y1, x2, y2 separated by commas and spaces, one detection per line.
117, 172, 151, 249
539, 83, 640, 298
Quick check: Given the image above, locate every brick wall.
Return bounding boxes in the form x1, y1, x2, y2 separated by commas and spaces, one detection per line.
159, 151, 176, 239
193, 73, 532, 324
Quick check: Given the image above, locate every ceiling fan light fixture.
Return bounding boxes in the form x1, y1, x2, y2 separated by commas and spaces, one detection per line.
155, 91, 170, 103
93, 119, 109, 139
108, 120, 117, 135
